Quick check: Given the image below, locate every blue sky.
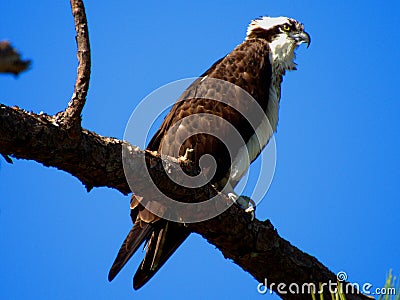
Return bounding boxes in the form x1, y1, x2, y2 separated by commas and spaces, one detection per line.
1, 1, 399, 299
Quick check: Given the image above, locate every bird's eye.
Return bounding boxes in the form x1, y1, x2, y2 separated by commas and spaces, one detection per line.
282, 24, 291, 32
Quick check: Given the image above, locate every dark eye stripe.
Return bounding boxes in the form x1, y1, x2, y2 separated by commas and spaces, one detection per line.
288, 19, 300, 30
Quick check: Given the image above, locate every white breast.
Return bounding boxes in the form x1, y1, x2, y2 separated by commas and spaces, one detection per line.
230, 115, 273, 185
229, 59, 287, 186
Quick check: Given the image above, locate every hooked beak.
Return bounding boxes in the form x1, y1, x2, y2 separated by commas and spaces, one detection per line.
292, 31, 311, 48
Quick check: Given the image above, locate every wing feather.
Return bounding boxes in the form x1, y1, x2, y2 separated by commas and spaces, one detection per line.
133, 222, 190, 290
108, 219, 153, 282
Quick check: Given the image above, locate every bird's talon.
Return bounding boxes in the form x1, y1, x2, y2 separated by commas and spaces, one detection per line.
228, 193, 255, 220
249, 210, 255, 221
244, 206, 254, 213
244, 201, 255, 221
228, 192, 238, 202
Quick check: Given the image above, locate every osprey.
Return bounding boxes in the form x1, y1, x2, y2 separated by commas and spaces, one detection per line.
109, 16, 310, 289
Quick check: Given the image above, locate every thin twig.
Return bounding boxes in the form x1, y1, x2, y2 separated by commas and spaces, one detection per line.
56, 0, 91, 134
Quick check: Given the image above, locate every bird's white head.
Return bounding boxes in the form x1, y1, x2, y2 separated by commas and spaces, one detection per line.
246, 16, 311, 70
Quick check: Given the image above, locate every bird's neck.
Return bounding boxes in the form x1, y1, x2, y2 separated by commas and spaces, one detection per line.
237, 38, 289, 133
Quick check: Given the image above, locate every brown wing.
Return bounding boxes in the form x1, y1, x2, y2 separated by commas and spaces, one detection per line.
109, 196, 190, 287
109, 38, 272, 288
108, 196, 156, 281
148, 39, 272, 181
109, 57, 228, 287
108, 218, 153, 282
146, 56, 225, 151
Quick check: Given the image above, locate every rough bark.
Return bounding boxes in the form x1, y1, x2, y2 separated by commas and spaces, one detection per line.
0, 1, 372, 299
55, 0, 91, 133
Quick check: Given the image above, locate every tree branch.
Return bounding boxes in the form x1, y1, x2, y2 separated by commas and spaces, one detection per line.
0, 104, 371, 300
55, 0, 91, 133
0, 105, 129, 193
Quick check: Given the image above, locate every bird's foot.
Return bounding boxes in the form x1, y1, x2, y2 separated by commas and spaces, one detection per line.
179, 148, 194, 163
228, 193, 256, 220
